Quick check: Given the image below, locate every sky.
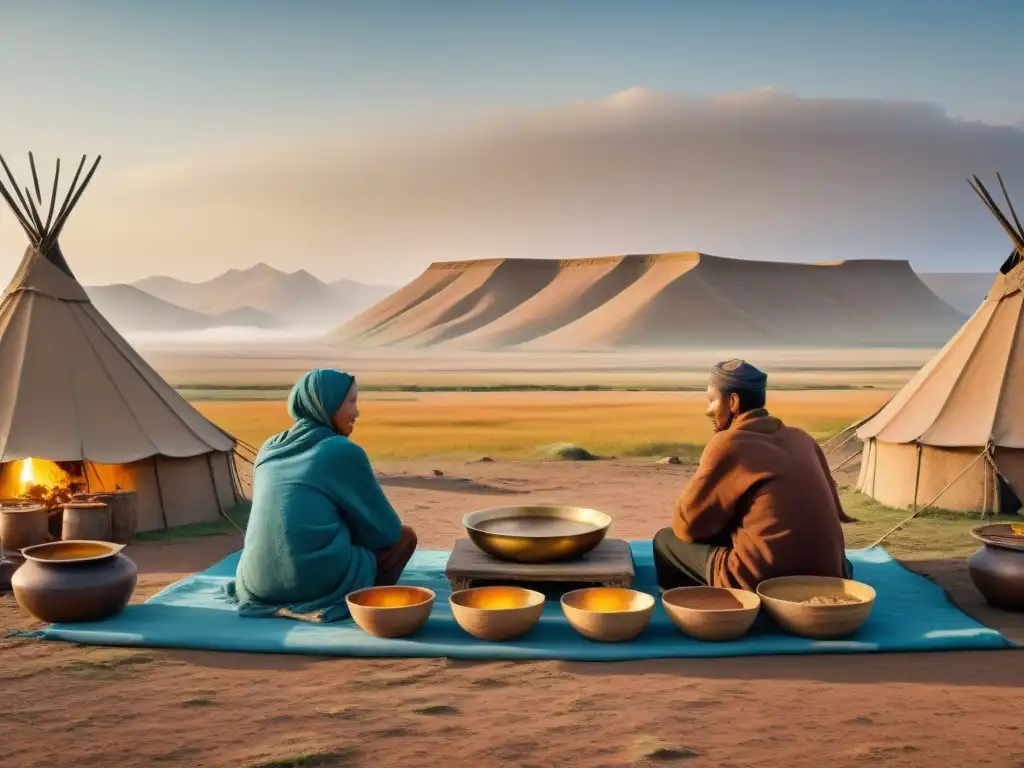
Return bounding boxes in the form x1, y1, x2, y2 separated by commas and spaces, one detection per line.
1, 0, 1023, 286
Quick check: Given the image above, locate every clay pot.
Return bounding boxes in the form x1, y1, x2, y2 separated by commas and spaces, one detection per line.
969, 543, 1024, 612
0, 505, 50, 551
108, 490, 138, 543
61, 501, 111, 542
11, 540, 137, 623
71, 491, 139, 543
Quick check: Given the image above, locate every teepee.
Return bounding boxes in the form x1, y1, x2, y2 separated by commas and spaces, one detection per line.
856, 173, 1024, 514
0, 153, 244, 532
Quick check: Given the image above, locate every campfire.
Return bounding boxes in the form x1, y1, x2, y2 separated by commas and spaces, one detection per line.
16, 458, 83, 510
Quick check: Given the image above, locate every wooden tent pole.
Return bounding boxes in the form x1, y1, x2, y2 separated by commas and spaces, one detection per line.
869, 449, 987, 548
152, 458, 170, 531
911, 442, 923, 512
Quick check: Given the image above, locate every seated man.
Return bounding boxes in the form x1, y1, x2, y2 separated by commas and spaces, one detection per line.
653, 359, 853, 592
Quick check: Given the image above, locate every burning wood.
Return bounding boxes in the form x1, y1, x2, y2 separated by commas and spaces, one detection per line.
17, 458, 82, 510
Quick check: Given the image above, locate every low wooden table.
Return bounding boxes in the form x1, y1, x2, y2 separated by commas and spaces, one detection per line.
444, 538, 635, 592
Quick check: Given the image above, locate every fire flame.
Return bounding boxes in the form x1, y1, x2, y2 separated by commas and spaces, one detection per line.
19, 458, 71, 493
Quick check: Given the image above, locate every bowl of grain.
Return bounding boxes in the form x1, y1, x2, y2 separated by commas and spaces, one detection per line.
756, 576, 875, 639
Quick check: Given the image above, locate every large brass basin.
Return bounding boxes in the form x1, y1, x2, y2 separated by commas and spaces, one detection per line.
463, 504, 611, 563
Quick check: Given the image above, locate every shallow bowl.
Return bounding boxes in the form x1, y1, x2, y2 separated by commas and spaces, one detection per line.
661, 586, 761, 641
756, 576, 875, 639
560, 587, 654, 642
463, 504, 611, 563
449, 586, 546, 641
345, 585, 435, 638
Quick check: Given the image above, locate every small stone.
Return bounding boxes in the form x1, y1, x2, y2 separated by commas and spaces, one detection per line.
657, 456, 682, 465
432, 469, 444, 476
470, 456, 494, 464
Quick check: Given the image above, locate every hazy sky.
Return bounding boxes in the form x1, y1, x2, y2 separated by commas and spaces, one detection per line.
2, 0, 1023, 286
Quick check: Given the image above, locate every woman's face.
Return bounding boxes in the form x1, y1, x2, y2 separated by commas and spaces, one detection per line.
332, 382, 360, 437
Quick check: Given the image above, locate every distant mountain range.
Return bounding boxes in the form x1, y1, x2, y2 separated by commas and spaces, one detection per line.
87, 284, 282, 332
331, 254, 971, 350
80, 261, 997, 338
85, 263, 395, 334
916, 272, 995, 316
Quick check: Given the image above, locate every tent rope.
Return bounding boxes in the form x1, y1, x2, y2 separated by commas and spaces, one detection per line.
868, 449, 988, 548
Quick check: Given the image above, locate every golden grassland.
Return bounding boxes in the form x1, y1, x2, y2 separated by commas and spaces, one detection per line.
195, 389, 890, 460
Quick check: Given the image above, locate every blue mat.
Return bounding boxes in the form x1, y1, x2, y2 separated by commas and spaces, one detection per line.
25, 542, 1013, 660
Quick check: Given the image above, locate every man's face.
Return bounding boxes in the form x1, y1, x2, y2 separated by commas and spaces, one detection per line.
705, 385, 739, 433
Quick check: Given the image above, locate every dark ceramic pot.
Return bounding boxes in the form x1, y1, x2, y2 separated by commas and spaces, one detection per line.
11, 540, 137, 623
968, 542, 1024, 612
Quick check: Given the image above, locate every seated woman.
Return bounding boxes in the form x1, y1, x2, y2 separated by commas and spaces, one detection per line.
226, 369, 417, 622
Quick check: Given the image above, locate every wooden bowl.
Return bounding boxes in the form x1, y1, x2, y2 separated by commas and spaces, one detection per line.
662, 586, 761, 641
449, 586, 545, 641
560, 587, 655, 642
756, 576, 875, 639
345, 585, 435, 638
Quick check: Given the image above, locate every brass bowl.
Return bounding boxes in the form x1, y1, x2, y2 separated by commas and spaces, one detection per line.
21, 540, 124, 563
463, 504, 611, 563
662, 586, 761, 642
449, 586, 546, 641
970, 524, 1024, 552
345, 585, 435, 638
756, 576, 875, 640
560, 587, 655, 642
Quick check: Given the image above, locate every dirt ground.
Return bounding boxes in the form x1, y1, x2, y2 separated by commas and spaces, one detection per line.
2, 460, 1023, 768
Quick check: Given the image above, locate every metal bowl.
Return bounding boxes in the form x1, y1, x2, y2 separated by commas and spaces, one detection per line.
463, 504, 612, 563
561, 587, 655, 642
345, 585, 435, 638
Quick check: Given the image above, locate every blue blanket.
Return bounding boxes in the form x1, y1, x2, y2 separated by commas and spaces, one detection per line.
25, 543, 1013, 660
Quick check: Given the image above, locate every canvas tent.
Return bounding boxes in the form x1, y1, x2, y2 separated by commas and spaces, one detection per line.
856, 174, 1024, 515
0, 153, 245, 533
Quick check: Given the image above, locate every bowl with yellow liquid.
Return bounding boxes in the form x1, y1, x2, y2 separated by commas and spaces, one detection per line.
560, 587, 655, 642
345, 585, 435, 638
450, 586, 546, 641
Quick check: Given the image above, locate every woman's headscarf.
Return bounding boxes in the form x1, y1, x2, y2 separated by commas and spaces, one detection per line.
287, 369, 355, 428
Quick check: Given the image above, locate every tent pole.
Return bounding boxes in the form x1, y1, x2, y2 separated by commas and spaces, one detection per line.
869, 449, 987, 548
982, 448, 1002, 519
152, 458, 170, 531
911, 443, 923, 512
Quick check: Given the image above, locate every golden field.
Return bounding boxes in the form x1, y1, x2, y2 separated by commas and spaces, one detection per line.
195, 389, 890, 459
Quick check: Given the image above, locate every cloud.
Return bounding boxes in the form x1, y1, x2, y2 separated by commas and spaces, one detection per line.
5, 87, 1024, 284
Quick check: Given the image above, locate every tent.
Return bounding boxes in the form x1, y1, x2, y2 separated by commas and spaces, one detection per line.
0, 153, 246, 533
856, 174, 1024, 514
